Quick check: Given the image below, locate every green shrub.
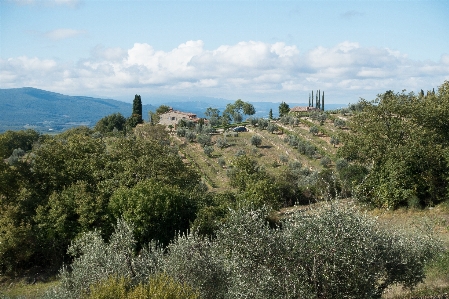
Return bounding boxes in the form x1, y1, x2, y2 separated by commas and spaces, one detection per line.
215, 137, 228, 149
165, 205, 441, 299
0, 129, 40, 159
320, 156, 332, 167
250, 135, 262, 147
45, 220, 163, 299
185, 131, 196, 142
197, 134, 211, 147
203, 145, 213, 157
46, 205, 441, 299
309, 126, 319, 135
109, 179, 198, 246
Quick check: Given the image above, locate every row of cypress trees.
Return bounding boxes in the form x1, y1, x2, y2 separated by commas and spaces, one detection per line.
309, 90, 324, 110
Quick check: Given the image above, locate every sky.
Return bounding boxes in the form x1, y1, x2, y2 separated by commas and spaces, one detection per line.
1, 0, 449, 105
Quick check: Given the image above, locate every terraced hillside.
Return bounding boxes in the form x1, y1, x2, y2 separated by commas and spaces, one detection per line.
172, 109, 346, 192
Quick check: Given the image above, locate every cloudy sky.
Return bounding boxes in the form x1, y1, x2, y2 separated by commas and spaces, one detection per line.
1, 0, 448, 104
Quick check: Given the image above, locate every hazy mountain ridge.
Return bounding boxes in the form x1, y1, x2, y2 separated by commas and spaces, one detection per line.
0, 87, 347, 132
0, 88, 155, 132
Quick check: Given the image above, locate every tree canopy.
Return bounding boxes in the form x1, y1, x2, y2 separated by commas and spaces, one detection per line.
278, 101, 290, 118
339, 81, 449, 208
224, 99, 256, 123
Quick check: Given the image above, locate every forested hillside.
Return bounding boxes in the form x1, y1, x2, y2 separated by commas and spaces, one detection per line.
1, 82, 449, 299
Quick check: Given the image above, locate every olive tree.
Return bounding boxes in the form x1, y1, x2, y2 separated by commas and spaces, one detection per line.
164, 205, 441, 299
250, 135, 262, 147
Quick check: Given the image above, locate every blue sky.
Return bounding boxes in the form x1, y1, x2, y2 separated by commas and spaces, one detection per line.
1, 0, 448, 104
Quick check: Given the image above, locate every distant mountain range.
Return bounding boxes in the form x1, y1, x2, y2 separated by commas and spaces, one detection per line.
0, 88, 155, 133
0, 87, 347, 133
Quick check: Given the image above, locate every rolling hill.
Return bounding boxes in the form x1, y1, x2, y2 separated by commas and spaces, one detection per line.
0, 87, 156, 133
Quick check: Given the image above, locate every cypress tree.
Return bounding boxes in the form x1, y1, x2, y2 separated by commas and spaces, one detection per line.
132, 94, 143, 125
269, 108, 273, 120
318, 89, 321, 109
309, 94, 311, 107
322, 91, 324, 111
312, 91, 314, 108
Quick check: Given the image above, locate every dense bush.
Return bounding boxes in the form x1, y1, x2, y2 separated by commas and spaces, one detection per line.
0, 127, 201, 275
215, 137, 227, 149
165, 205, 441, 299
339, 82, 449, 208
44, 205, 441, 299
197, 134, 211, 147
250, 135, 262, 147
0, 129, 40, 159
94, 113, 126, 134
185, 131, 196, 142
203, 145, 213, 157
43, 220, 163, 299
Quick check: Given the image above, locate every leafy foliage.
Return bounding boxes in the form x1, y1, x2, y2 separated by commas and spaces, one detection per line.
224, 99, 256, 123
339, 83, 449, 208
109, 179, 198, 246
250, 134, 262, 147
165, 205, 441, 299
94, 113, 126, 134
0, 127, 200, 274
0, 129, 40, 159
278, 101, 290, 117
44, 220, 163, 299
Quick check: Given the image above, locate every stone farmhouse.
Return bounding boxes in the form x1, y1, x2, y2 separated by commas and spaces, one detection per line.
290, 106, 320, 113
158, 108, 200, 127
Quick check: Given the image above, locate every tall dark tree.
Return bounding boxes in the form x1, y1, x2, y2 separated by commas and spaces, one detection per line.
278, 101, 290, 117
312, 91, 314, 107
322, 91, 324, 111
132, 94, 143, 124
269, 109, 273, 120
318, 90, 321, 109
127, 94, 143, 128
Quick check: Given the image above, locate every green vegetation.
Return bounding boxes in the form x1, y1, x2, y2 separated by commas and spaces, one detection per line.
94, 112, 126, 134
31, 206, 441, 299
339, 81, 449, 209
2, 81, 449, 298
278, 101, 290, 117
223, 99, 256, 123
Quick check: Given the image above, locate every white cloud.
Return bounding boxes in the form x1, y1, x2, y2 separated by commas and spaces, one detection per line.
2, 40, 449, 103
45, 28, 86, 40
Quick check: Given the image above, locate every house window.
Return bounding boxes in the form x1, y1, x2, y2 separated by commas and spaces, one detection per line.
171, 117, 176, 120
